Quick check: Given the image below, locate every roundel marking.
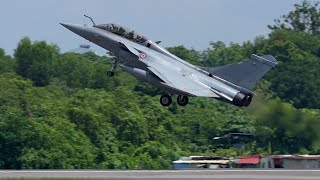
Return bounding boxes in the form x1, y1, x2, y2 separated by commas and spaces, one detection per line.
140, 53, 147, 59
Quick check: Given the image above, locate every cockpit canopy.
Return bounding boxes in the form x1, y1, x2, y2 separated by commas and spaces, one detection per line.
94, 23, 148, 43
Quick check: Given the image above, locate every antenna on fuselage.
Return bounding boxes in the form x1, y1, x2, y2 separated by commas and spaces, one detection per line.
84, 15, 96, 26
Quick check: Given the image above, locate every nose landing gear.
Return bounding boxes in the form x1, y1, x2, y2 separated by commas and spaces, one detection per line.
106, 71, 115, 77
107, 58, 120, 77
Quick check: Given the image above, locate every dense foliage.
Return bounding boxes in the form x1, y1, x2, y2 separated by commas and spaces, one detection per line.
0, 0, 320, 169
268, 0, 320, 35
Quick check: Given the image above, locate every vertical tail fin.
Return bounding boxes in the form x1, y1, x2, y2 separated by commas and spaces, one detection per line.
203, 54, 277, 90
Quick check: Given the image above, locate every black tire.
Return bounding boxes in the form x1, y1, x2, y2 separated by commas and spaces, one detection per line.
107, 71, 115, 77
160, 95, 172, 107
177, 95, 189, 106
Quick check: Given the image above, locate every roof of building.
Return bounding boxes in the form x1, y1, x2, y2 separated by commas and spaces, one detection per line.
237, 158, 260, 164
236, 155, 261, 164
173, 160, 230, 164
173, 156, 230, 164
189, 156, 229, 160
267, 155, 320, 160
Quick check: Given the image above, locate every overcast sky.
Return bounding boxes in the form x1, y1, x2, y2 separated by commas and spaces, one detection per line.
0, 0, 306, 55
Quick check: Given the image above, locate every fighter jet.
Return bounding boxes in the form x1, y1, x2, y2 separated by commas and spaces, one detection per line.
60, 16, 277, 107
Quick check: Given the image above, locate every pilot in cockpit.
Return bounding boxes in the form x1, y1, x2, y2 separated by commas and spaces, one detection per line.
95, 24, 148, 44
126, 30, 135, 40
107, 24, 125, 36
109, 24, 114, 32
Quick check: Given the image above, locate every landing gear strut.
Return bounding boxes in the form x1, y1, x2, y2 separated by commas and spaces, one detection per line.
177, 95, 189, 106
107, 58, 120, 77
160, 94, 172, 107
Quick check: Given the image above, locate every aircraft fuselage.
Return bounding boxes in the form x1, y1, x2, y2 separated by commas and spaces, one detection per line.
61, 23, 258, 107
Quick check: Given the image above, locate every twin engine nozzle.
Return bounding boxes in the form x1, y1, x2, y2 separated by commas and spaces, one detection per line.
233, 92, 252, 107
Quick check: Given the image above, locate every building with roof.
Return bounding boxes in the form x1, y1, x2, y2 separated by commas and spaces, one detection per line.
233, 155, 320, 169
266, 155, 320, 169
234, 155, 262, 168
173, 156, 231, 169
173, 154, 320, 169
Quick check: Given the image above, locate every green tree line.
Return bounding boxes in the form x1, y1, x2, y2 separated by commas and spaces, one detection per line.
0, 0, 320, 169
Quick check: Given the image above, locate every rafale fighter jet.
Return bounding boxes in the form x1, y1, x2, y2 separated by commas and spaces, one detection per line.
61, 16, 277, 107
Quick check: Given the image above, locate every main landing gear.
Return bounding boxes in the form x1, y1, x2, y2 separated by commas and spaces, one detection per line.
160, 94, 189, 107
177, 95, 189, 106
107, 58, 120, 77
160, 94, 172, 107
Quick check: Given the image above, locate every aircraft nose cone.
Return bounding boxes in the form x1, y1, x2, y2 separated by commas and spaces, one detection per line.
60, 23, 80, 32
60, 23, 90, 38
60, 23, 69, 29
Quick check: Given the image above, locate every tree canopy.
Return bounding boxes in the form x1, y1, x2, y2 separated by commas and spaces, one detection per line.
0, 0, 320, 169
268, 0, 320, 35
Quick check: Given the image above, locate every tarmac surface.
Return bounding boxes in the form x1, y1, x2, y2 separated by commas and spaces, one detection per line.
1, 169, 320, 179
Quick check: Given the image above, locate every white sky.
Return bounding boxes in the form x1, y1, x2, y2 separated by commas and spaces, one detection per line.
0, 0, 306, 55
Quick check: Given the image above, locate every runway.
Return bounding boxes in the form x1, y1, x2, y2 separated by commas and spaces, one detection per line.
1, 170, 320, 179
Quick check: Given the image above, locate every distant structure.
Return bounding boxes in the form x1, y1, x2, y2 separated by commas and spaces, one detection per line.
173, 156, 231, 169
67, 44, 94, 54
173, 155, 320, 169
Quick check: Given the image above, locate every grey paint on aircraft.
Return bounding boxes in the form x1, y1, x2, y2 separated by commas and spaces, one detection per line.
61, 21, 277, 107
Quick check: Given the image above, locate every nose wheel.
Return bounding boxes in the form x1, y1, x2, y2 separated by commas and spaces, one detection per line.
107, 58, 120, 77
107, 71, 115, 77
177, 95, 189, 106
160, 95, 172, 107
